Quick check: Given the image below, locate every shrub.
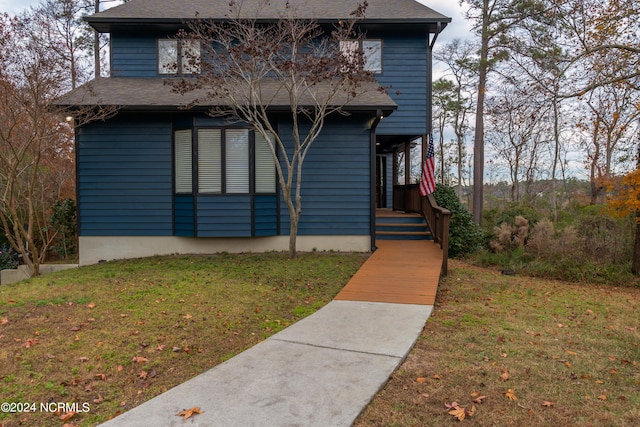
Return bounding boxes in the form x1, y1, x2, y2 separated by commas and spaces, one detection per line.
433, 184, 484, 258
490, 215, 530, 253
49, 199, 77, 260
0, 244, 18, 270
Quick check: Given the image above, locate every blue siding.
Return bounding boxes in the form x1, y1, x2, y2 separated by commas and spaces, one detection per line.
279, 115, 372, 236
197, 195, 252, 237
77, 115, 173, 236
254, 195, 278, 236
111, 33, 158, 78
174, 195, 195, 237
375, 34, 429, 136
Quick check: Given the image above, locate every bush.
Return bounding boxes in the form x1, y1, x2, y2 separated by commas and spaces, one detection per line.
0, 244, 18, 270
433, 184, 484, 258
49, 199, 77, 260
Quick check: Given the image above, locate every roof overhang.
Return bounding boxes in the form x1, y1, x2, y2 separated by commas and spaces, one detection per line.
54, 77, 398, 117
86, 0, 451, 33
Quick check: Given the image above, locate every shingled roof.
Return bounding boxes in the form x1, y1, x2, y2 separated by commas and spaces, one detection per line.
54, 77, 398, 115
87, 0, 451, 32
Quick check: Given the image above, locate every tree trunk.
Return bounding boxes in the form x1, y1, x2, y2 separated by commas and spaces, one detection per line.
632, 216, 640, 275
472, 0, 490, 224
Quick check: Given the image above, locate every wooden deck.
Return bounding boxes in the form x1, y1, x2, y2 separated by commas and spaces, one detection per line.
334, 240, 442, 305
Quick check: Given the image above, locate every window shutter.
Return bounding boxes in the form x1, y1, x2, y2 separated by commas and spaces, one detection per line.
225, 129, 249, 193
198, 129, 222, 193
255, 132, 276, 193
174, 130, 192, 193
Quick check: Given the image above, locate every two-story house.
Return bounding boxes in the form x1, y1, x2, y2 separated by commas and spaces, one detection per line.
57, 0, 450, 265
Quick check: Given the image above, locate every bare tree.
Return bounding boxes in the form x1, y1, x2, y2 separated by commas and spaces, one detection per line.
0, 13, 115, 275
434, 38, 476, 200
485, 80, 549, 201
462, 0, 547, 223
577, 81, 639, 204
170, 2, 378, 258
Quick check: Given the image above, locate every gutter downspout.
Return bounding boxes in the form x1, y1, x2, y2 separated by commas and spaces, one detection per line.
426, 22, 442, 153
370, 109, 383, 252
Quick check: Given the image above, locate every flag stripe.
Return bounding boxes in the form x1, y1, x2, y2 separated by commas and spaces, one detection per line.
419, 133, 436, 196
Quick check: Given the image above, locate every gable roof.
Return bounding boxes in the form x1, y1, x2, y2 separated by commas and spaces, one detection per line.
87, 0, 451, 32
54, 77, 398, 116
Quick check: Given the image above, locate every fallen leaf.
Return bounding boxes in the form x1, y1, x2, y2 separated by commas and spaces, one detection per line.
176, 407, 203, 420
59, 412, 76, 421
93, 395, 104, 404
1, 316, 8, 325
468, 404, 477, 417
183, 314, 193, 320
505, 389, 518, 401
416, 377, 427, 383
139, 371, 148, 379
500, 369, 510, 381
542, 401, 555, 407
87, 302, 96, 309
117, 365, 124, 372
473, 395, 487, 404
131, 356, 148, 364
566, 350, 578, 355
448, 406, 466, 421
433, 374, 441, 380
24, 339, 39, 348
597, 395, 607, 400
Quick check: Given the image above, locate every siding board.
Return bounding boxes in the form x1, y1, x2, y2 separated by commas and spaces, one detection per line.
77, 115, 173, 236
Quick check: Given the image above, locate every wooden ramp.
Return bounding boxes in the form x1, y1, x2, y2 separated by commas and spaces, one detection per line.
334, 240, 442, 305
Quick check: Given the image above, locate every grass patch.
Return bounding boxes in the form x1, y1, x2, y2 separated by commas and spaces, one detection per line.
0, 252, 368, 426
355, 259, 640, 426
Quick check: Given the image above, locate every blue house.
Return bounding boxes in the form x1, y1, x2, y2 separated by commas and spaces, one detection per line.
57, 0, 450, 265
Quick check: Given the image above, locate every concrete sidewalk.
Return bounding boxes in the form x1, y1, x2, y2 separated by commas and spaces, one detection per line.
99, 299, 432, 426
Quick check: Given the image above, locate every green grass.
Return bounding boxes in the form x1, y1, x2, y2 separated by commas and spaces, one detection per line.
0, 252, 368, 426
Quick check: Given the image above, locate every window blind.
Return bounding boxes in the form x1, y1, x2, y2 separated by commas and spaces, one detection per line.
198, 129, 222, 193
225, 129, 249, 193
255, 132, 276, 193
174, 129, 192, 193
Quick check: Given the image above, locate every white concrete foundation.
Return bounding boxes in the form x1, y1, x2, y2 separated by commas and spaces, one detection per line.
79, 235, 372, 265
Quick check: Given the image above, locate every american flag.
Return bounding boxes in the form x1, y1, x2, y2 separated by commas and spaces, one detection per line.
419, 133, 436, 196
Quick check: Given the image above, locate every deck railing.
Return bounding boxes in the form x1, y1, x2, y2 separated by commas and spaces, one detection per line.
393, 184, 450, 275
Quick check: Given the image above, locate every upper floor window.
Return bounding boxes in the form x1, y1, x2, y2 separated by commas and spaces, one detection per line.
158, 39, 201, 75
339, 39, 383, 74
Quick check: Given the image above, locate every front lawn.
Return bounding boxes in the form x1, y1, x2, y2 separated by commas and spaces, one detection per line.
0, 252, 368, 426
355, 259, 640, 426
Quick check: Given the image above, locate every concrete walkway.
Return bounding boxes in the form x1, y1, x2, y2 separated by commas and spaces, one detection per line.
99, 242, 441, 426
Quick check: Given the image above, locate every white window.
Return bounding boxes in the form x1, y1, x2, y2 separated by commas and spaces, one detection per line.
225, 129, 250, 194
255, 132, 276, 193
339, 39, 382, 73
158, 39, 201, 75
174, 130, 193, 193
174, 129, 276, 195
362, 40, 382, 73
198, 129, 222, 193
